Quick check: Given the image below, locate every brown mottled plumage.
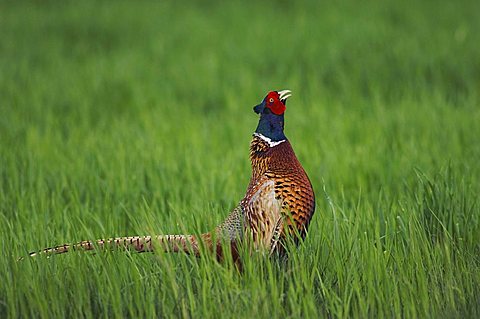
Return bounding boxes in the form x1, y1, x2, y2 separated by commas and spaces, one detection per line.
24, 90, 315, 262
241, 136, 315, 254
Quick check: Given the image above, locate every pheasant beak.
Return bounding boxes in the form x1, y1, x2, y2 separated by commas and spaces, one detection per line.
278, 89, 292, 104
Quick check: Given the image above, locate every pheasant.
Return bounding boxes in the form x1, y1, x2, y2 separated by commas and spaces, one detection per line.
26, 90, 316, 262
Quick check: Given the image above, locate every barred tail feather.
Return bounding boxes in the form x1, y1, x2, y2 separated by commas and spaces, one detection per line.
25, 234, 204, 259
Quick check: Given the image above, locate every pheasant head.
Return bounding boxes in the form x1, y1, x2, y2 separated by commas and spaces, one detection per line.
253, 90, 292, 145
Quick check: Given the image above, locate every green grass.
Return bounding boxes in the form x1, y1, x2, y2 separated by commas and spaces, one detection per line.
1, 0, 480, 317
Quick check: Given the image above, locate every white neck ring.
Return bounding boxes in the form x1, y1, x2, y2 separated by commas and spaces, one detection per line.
253, 133, 286, 147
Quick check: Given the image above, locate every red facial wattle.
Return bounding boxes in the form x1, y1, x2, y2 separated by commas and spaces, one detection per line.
265, 91, 286, 115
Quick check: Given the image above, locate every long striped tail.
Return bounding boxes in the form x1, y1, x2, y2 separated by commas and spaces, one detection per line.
24, 234, 205, 259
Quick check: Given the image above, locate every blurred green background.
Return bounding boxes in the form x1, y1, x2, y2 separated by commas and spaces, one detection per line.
1, 0, 479, 318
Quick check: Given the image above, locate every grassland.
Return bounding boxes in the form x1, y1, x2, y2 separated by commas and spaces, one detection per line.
1, 0, 480, 317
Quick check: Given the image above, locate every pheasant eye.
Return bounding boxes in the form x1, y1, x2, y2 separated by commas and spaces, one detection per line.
269, 98, 274, 103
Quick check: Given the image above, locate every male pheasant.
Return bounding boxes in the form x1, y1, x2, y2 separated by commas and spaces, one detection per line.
26, 90, 316, 261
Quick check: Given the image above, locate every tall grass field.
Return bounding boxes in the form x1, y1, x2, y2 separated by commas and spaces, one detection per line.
1, 0, 480, 317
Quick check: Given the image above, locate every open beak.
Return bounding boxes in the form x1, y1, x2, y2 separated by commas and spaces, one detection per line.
278, 89, 292, 104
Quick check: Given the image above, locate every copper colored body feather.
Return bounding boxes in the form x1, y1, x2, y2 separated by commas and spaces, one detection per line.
240, 136, 315, 253
25, 90, 315, 262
